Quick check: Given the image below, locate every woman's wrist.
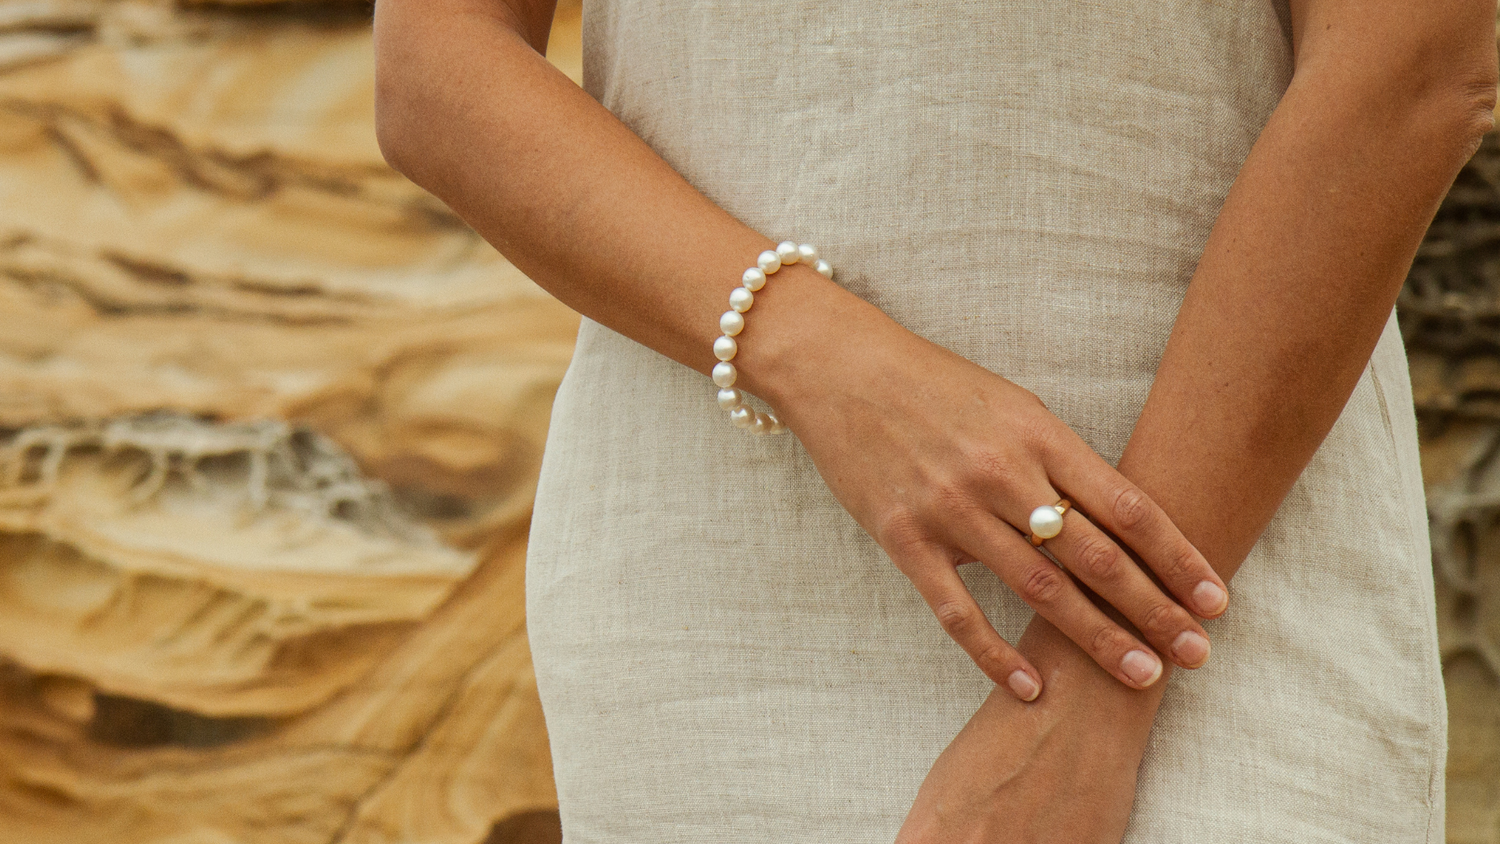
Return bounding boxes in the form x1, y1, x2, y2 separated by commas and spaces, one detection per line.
1017, 615, 1168, 732
725, 263, 900, 420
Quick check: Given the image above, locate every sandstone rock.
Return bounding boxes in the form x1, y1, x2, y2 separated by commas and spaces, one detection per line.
0, 2, 579, 842
0, 541, 550, 844
0, 415, 477, 717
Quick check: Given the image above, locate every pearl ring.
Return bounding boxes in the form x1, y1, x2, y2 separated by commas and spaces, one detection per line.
1027, 499, 1071, 546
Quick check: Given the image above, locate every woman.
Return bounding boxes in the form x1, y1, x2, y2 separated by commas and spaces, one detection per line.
372, 1, 1496, 841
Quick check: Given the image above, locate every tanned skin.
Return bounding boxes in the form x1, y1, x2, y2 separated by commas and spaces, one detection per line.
373, 0, 1496, 839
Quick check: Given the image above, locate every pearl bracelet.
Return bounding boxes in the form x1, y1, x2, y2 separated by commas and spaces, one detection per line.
711, 240, 834, 435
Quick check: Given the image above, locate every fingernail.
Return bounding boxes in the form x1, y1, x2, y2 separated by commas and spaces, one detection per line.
1121, 650, 1162, 687
1193, 580, 1228, 616
1007, 670, 1041, 702
1171, 630, 1211, 668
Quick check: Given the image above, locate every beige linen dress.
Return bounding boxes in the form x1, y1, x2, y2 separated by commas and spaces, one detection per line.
526, 1, 1447, 840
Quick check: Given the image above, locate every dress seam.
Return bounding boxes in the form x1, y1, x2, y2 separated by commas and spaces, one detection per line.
1368, 353, 1447, 844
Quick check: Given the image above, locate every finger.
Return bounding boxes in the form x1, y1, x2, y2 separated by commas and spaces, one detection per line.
1047, 446, 1229, 619
1044, 508, 1212, 669
901, 547, 1044, 701
950, 517, 1166, 689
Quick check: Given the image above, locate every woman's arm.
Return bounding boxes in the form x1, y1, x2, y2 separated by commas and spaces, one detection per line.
900, 1, 1496, 839
373, 0, 1233, 694
1124, 0, 1496, 576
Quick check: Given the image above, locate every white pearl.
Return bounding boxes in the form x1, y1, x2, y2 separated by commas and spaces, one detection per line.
742, 268, 767, 292
713, 335, 737, 361
766, 415, 787, 435
750, 412, 771, 435
712, 361, 737, 387
717, 388, 745, 410
1028, 505, 1064, 539
729, 287, 754, 313
776, 241, 799, 264
814, 259, 833, 279
720, 310, 745, 336
730, 406, 755, 428
797, 243, 818, 264
757, 250, 781, 274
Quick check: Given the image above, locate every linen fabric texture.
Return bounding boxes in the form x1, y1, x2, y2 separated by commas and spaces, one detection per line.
526, 1, 1446, 841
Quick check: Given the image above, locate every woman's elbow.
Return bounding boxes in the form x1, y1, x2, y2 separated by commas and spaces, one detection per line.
1448, 62, 1498, 154
1363, 47, 1496, 164
372, 4, 434, 182
1296, 6, 1497, 157
1412, 13, 1498, 156
373, 69, 420, 180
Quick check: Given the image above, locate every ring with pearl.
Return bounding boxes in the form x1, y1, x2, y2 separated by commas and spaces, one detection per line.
1027, 499, 1072, 546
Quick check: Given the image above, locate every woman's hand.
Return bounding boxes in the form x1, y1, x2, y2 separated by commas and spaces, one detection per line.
740, 273, 1228, 697
895, 620, 1163, 844
373, 0, 1226, 699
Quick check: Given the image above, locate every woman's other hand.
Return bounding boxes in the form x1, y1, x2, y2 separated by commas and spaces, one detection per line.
894, 619, 1162, 844
739, 271, 1229, 698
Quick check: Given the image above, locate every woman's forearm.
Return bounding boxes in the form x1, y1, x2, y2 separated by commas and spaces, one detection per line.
374, 0, 907, 435
1009, 0, 1497, 710
1116, 1, 1496, 579
372, 0, 851, 389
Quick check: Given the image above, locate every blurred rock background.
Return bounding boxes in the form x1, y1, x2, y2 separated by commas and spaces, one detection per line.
0, 2, 1493, 843
0, 1, 580, 842
1404, 132, 1500, 844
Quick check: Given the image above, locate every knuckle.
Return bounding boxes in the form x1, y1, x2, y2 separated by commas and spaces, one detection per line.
1141, 602, 1183, 637
1111, 485, 1151, 531
1074, 534, 1119, 580
873, 506, 925, 551
934, 600, 977, 635
968, 447, 1017, 489
977, 644, 1011, 675
928, 477, 975, 516
1014, 386, 1049, 414
1018, 564, 1067, 605
1016, 414, 1059, 453
1090, 623, 1126, 657
1159, 544, 1201, 582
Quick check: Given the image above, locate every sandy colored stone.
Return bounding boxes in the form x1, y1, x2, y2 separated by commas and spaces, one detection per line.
1445, 654, 1500, 844
0, 259, 579, 544
548, 0, 582, 84
0, 3, 576, 842
0, 534, 550, 844
1421, 414, 1500, 843
0, 68, 518, 308
0, 416, 477, 717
